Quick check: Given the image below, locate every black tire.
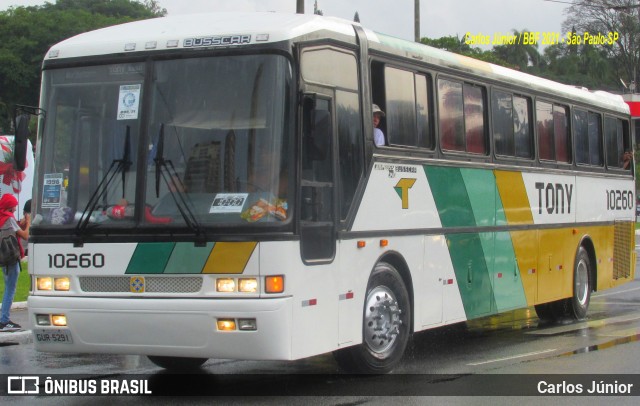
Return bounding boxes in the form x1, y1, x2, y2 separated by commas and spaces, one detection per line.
535, 300, 569, 322
568, 247, 591, 320
147, 355, 208, 370
534, 302, 555, 321
534, 247, 592, 322
333, 262, 411, 374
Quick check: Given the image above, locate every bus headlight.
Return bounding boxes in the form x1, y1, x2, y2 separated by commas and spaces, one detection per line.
216, 278, 235, 292
54, 277, 70, 291
37, 277, 53, 291
238, 278, 258, 293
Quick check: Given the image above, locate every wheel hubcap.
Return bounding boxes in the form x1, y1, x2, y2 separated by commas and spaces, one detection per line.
364, 286, 403, 354
575, 259, 589, 306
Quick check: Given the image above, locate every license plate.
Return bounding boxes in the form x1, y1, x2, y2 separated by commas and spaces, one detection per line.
34, 329, 73, 344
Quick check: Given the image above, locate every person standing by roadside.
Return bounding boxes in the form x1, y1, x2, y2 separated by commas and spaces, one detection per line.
18, 199, 31, 257
0, 194, 30, 332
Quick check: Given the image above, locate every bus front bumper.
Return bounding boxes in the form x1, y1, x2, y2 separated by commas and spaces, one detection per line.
27, 295, 293, 360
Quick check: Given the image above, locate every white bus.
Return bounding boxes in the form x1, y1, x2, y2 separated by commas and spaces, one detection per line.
23, 12, 635, 373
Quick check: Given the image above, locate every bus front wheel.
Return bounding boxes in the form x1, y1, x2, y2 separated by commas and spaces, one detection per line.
333, 262, 411, 374
147, 355, 208, 370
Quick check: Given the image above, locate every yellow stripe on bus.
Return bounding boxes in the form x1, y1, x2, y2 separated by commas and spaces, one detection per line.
495, 171, 533, 225
202, 242, 258, 274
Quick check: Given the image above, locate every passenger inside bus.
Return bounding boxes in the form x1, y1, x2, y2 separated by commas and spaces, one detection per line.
622, 150, 633, 170
373, 103, 386, 146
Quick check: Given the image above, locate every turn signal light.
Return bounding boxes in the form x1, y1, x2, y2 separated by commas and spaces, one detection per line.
265, 275, 284, 293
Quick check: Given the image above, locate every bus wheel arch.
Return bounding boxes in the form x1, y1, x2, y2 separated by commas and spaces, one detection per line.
377, 252, 415, 333
333, 256, 413, 373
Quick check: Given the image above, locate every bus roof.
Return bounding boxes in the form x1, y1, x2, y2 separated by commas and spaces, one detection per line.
46, 12, 629, 115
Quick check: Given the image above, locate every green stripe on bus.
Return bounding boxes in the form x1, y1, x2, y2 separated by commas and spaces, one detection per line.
425, 166, 495, 318
163, 242, 215, 274
492, 231, 528, 311
423, 166, 475, 227
125, 243, 175, 274
446, 233, 496, 318
493, 181, 528, 311
460, 168, 496, 227
426, 165, 527, 317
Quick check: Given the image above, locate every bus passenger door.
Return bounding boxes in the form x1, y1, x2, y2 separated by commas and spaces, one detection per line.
300, 95, 336, 263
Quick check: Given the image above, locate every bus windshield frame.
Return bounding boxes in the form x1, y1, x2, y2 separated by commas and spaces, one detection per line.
34, 52, 294, 235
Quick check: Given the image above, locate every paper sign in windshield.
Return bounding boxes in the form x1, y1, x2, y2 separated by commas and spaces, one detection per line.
210, 193, 249, 214
42, 173, 63, 208
117, 84, 141, 120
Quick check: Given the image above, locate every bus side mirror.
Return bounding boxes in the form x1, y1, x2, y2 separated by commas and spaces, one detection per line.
13, 113, 30, 172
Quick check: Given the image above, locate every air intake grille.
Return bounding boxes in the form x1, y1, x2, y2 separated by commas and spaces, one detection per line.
79, 276, 202, 293
613, 221, 634, 280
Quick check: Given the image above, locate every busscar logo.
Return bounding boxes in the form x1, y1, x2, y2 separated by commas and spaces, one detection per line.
8, 376, 40, 394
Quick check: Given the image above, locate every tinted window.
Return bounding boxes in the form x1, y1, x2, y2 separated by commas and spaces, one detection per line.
574, 109, 589, 164
385, 67, 417, 146
415, 74, 432, 148
574, 109, 602, 166
337, 90, 363, 220
554, 105, 570, 163
464, 84, 486, 154
492, 90, 532, 158
537, 101, 554, 160
438, 78, 486, 154
605, 117, 630, 169
438, 79, 464, 151
537, 101, 569, 163
382, 67, 433, 149
492, 90, 514, 156
513, 95, 532, 158
301, 48, 358, 90
588, 112, 603, 166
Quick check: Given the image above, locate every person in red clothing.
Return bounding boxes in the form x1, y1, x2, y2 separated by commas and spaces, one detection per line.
0, 194, 29, 332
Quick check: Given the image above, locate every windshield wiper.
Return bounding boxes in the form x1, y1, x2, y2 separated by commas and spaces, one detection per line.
154, 123, 205, 243
75, 126, 132, 237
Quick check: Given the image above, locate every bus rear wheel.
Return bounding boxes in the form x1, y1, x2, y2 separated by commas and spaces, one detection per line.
333, 262, 411, 374
534, 247, 592, 322
568, 247, 591, 320
147, 355, 208, 370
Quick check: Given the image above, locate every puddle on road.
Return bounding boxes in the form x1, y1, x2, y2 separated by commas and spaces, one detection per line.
558, 333, 640, 357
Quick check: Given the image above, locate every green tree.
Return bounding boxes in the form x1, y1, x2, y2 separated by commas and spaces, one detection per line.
420, 35, 514, 68
563, 0, 640, 86
493, 29, 541, 70
0, 0, 165, 132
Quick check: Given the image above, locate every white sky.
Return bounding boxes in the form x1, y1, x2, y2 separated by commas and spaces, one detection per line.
0, 0, 570, 47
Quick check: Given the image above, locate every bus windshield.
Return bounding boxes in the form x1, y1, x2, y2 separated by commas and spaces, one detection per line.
36, 54, 292, 230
